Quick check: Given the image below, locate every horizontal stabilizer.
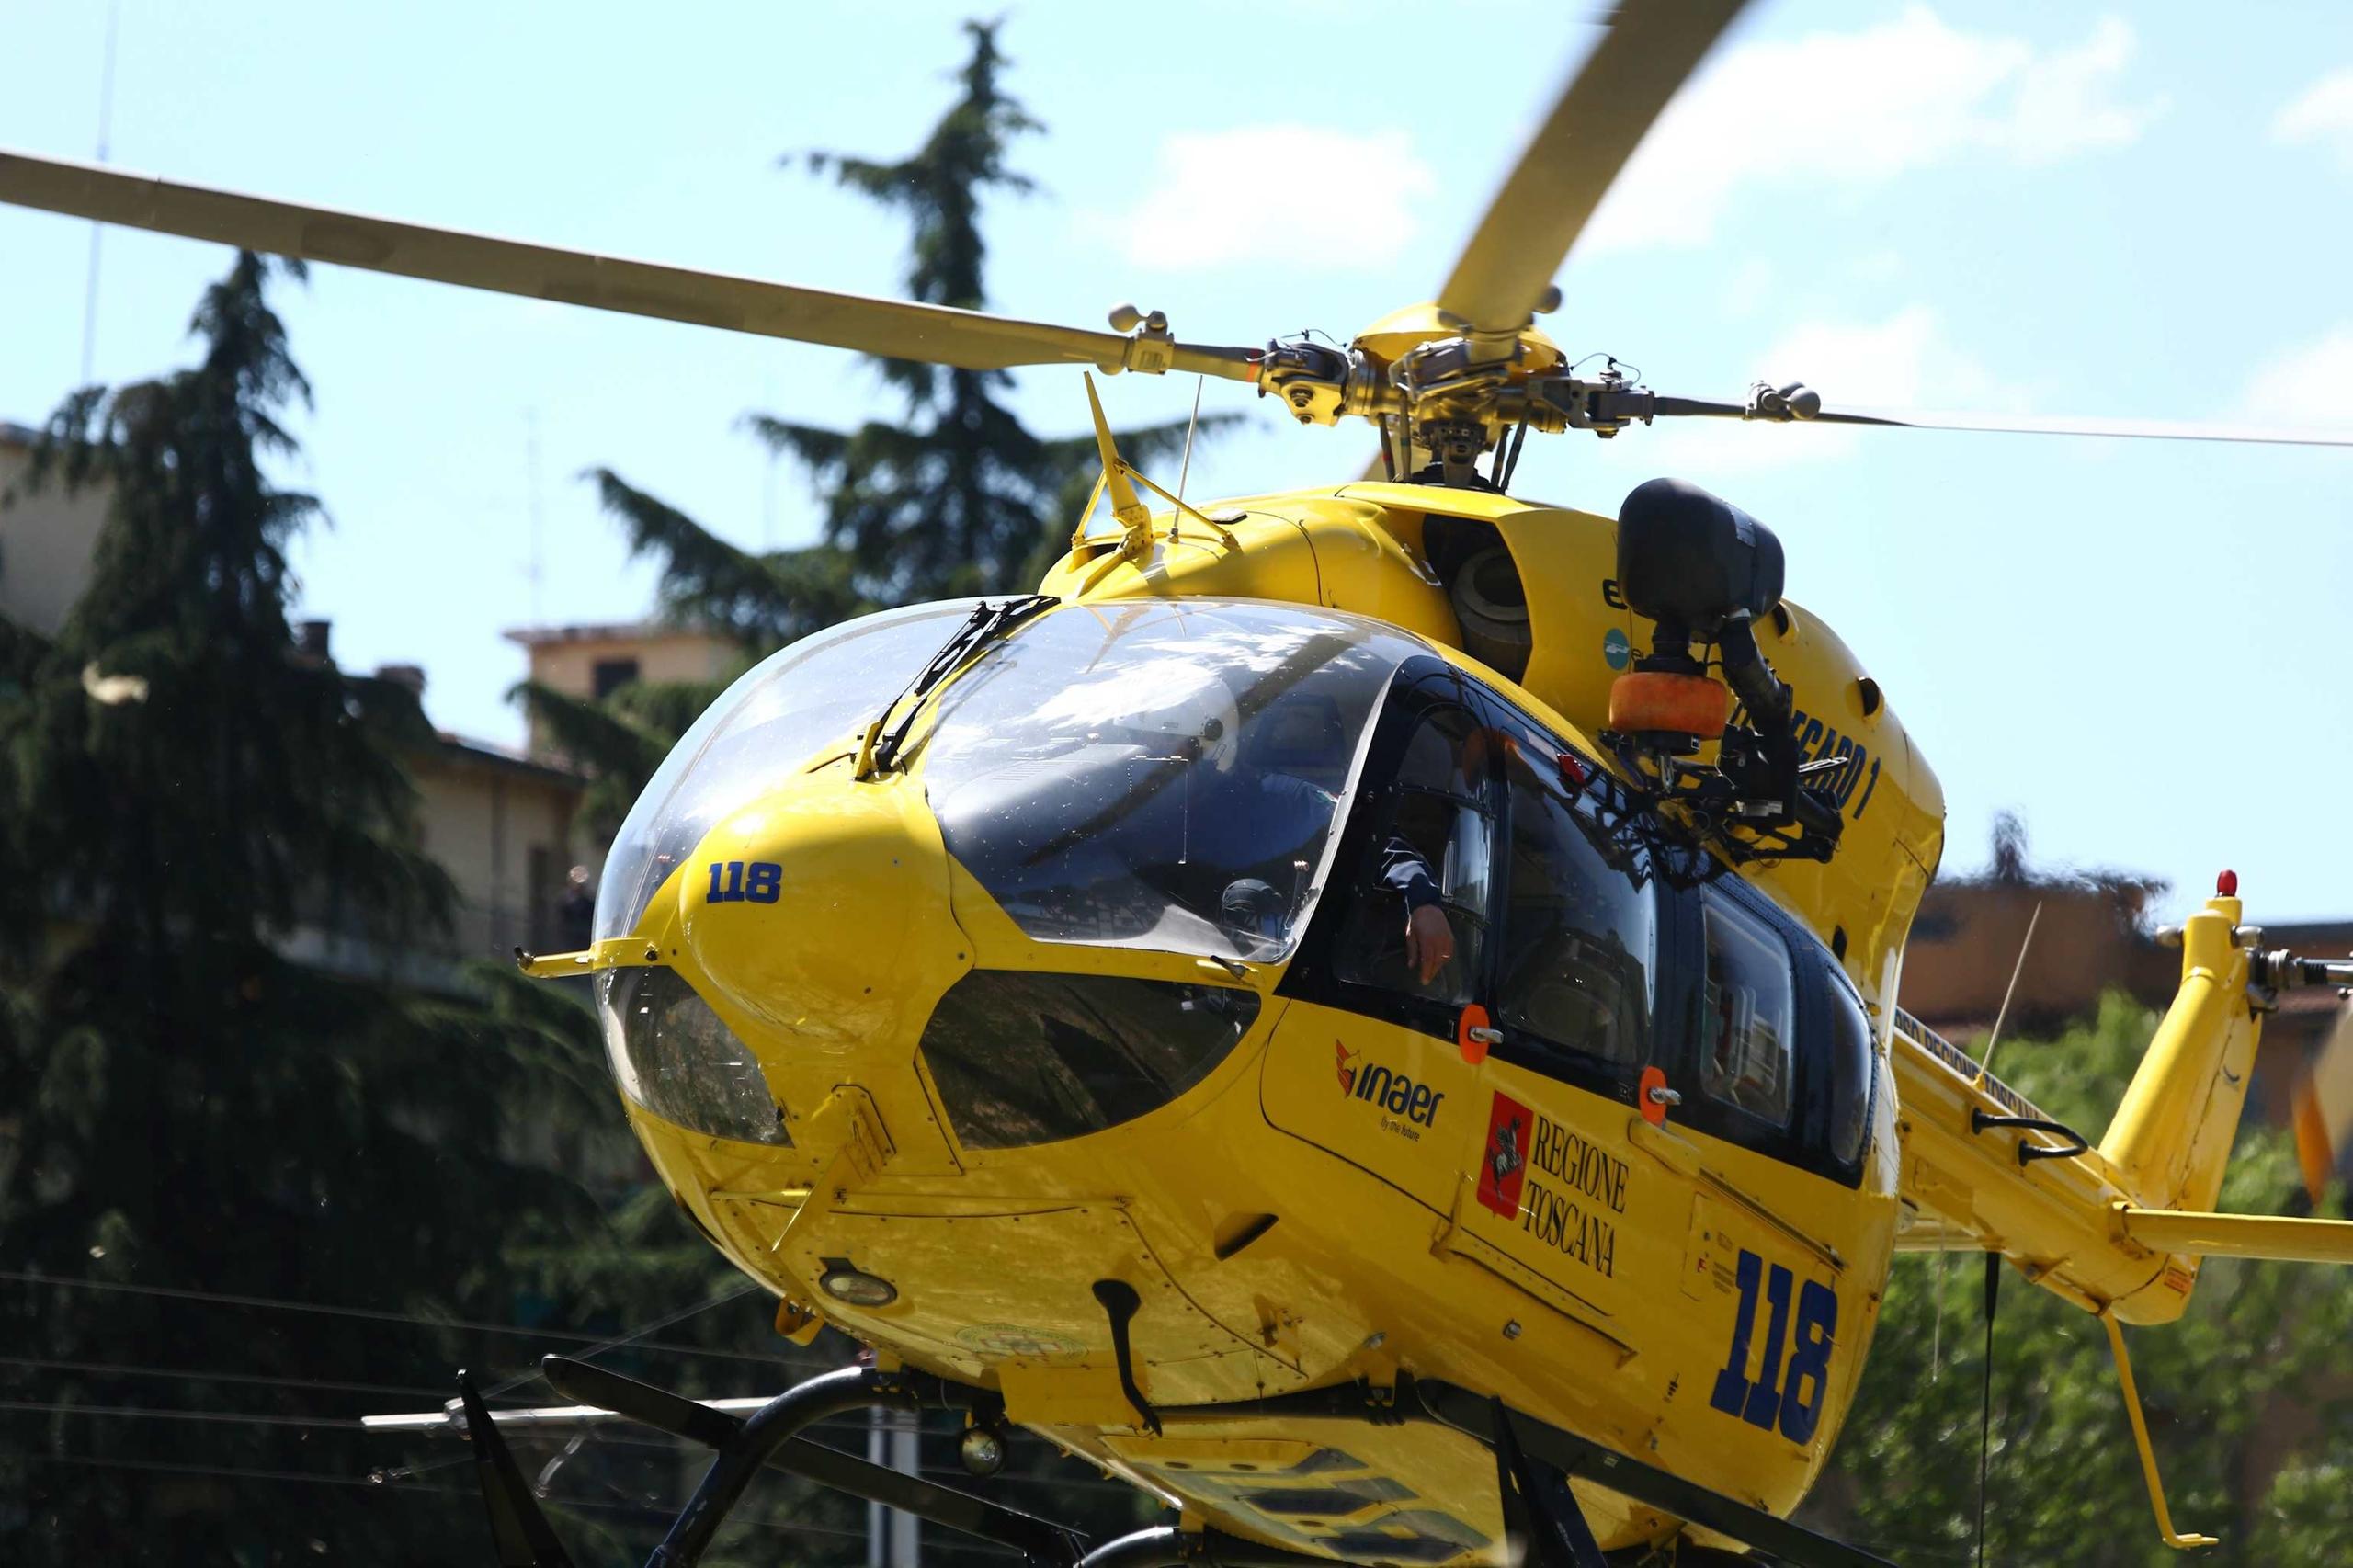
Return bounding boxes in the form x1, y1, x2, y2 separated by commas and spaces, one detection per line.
2116, 1207, 2353, 1267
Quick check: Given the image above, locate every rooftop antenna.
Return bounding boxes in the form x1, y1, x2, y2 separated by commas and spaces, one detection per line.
77, 0, 122, 386
525, 409, 545, 626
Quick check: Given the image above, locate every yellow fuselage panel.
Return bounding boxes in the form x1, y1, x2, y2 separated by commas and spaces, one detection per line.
630, 967, 1899, 1556
624, 740, 1905, 1556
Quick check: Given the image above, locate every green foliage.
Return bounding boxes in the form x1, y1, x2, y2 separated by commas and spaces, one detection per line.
21, 257, 451, 953
1802, 995, 2353, 1565
508, 675, 721, 846
591, 465, 873, 650
0, 253, 817, 1565
0, 253, 498, 1560
605, 17, 1235, 631
795, 18, 1039, 410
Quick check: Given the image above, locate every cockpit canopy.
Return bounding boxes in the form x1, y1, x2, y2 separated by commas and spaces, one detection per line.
919, 600, 1427, 963
594, 599, 988, 946
595, 597, 1428, 967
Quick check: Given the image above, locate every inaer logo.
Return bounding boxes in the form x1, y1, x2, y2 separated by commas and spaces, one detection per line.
1334, 1041, 1444, 1130
1479, 1092, 1532, 1219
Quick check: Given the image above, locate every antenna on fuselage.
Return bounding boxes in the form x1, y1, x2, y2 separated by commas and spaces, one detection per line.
1976, 901, 2044, 1085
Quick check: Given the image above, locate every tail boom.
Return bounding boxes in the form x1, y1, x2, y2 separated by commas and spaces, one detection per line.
1891, 886, 2352, 1324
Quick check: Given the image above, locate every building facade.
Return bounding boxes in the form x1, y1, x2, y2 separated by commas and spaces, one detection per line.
0, 418, 107, 638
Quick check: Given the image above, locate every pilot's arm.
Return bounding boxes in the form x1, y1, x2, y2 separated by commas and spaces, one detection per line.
1377, 836, 1456, 984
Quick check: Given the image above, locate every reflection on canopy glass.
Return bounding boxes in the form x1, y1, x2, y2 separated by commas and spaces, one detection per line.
920, 600, 1427, 961
1701, 892, 1795, 1126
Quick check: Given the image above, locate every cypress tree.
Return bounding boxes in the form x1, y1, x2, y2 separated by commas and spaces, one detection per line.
0, 254, 608, 1563
601, 17, 1230, 636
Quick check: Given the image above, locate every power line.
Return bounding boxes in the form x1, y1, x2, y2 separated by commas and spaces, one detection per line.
0, 1354, 461, 1403
18, 1451, 1022, 1557
479, 1278, 767, 1400
0, 1269, 795, 1366
0, 1353, 807, 1421
4, 1305, 1141, 1504
0, 1397, 362, 1432
0, 1398, 726, 1462
0, 1376, 895, 1457
15, 1451, 908, 1550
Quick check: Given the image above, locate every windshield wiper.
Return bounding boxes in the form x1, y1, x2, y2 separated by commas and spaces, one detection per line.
858, 595, 1058, 778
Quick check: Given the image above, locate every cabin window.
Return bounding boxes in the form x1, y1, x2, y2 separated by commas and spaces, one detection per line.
1699, 891, 1795, 1127
1495, 737, 1653, 1067
1825, 975, 1874, 1167
592, 656, 642, 699
921, 600, 1422, 964
1331, 700, 1494, 1006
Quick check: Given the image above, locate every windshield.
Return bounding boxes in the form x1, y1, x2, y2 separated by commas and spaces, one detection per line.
918, 599, 1427, 962
594, 600, 983, 942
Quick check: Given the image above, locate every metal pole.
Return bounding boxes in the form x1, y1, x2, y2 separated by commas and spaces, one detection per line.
867, 1407, 921, 1567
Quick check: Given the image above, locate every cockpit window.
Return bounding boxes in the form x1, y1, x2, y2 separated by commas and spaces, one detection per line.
593, 600, 983, 943
917, 600, 1427, 963
1330, 694, 1495, 1006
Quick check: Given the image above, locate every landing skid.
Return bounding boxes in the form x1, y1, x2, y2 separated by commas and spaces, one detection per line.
451, 1358, 1892, 1568
1215, 1375, 1896, 1568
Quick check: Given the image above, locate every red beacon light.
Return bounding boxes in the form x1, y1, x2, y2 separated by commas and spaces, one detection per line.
2216, 869, 2239, 898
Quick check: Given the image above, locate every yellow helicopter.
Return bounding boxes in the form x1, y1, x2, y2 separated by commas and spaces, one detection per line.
10, 3, 2353, 1565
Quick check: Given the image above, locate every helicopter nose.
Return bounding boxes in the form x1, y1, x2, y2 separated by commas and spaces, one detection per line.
680, 775, 970, 1054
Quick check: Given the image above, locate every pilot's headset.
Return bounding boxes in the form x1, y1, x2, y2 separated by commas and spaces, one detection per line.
1125, 663, 1244, 773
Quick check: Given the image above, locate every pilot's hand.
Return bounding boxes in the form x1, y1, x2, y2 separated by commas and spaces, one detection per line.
1404, 903, 1455, 985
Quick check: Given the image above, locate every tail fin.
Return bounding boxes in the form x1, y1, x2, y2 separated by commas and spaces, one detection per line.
2097, 884, 2261, 1214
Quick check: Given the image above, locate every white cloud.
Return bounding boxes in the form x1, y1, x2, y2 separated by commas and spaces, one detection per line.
1636, 304, 2011, 473
1080, 126, 1433, 271
1583, 8, 2164, 255
1722, 256, 1775, 319
1850, 249, 1905, 284
1756, 303, 2005, 408
2241, 324, 2353, 426
2273, 66, 2353, 169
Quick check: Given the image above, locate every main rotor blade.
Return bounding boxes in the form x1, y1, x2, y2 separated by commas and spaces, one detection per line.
1651, 395, 2353, 449
0, 149, 1259, 381
1438, 0, 1750, 339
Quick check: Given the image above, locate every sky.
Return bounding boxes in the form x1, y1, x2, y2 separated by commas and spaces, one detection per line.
3, 1, 2350, 921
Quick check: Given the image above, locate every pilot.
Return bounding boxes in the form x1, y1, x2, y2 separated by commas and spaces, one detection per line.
1381, 835, 1457, 985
